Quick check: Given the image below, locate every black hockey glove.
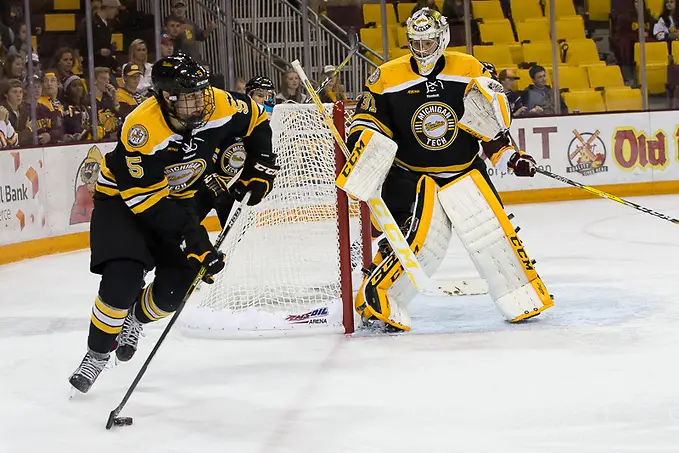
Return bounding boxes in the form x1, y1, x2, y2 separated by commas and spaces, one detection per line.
184, 225, 225, 284
204, 173, 231, 199
508, 151, 537, 177
229, 155, 279, 206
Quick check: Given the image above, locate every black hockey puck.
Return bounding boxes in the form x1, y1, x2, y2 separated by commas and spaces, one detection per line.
113, 417, 133, 426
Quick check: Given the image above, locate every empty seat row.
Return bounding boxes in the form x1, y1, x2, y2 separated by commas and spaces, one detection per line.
479, 16, 586, 44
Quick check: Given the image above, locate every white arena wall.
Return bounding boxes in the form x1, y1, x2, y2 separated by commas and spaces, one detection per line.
2, 110, 679, 264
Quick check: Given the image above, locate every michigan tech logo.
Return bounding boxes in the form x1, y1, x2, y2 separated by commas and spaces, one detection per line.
566, 129, 608, 176
411, 102, 458, 150
220, 142, 247, 177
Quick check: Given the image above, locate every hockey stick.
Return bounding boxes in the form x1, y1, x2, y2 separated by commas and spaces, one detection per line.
292, 60, 430, 291
105, 192, 250, 430
537, 168, 679, 225
307, 28, 360, 101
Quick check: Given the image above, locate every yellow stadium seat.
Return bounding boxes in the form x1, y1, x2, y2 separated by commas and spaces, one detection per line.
544, 0, 577, 19
554, 15, 586, 41
557, 66, 590, 91
360, 27, 397, 55
472, 1, 505, 21
44, 13, 76, 32
473, 44, 516, 71
672, 41, 679, 58
516, 19, 550, 43
397, 2, 416, 22
516, 68, 552, 90
638, 64, 668, 94
396, 26, 408, 47
449, 45, 470, 54
54, 0, 80, 9
563, 90, 605, 113
523, 41, 560, 66
510, 0, 543, 21
564, 39, 601, 65
604, 88, 643, 111
31, 35, 37, 51
111, 33, 123, 52
436, 0, 444, 12
389, 47, 411, 59
587, 0, 610, 21
586, 65, 625, 89
363, 3, 397, 26
479, 19, 516, 44
647, 0, 664, 17
634, 41, 669, 64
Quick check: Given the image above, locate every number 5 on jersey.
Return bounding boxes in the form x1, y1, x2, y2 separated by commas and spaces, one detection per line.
126, 156, 144, 178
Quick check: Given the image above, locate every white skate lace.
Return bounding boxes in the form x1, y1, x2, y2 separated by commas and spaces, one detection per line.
118, 312, 144, 348
77, 353, 109, 382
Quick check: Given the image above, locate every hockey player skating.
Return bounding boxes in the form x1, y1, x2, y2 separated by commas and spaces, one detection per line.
338, 8, 553, 331
69, 55, 278, 393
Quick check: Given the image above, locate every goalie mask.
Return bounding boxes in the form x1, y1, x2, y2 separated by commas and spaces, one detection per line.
406, 8, 450, 76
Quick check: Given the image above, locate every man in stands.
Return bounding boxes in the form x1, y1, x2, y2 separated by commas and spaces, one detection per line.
498, 69, 525, 117
117, 63, 145, 120
520, 65, 567, 116
36, 72, 65, 144
78, 0, 122, 71
169, 0, 216, 64
93, 67, 120, 139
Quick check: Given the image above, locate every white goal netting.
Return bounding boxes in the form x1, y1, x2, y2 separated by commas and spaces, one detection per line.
181, 102, 367, 337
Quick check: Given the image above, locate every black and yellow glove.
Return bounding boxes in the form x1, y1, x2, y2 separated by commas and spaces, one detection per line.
184, 226, 225, 284
204, 173, 232, 199
229, 154, 279, 206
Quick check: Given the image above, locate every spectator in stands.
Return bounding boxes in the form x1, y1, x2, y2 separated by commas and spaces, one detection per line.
0, 105, 18, 149
499, 69, 525, 116
62, 75, 95, 142
611, 0, 654, 65
36, 71, 65, 144
169, 0, 216, 64
412, 0, 440, 16
92, 66, 119, 139
8, 23, 28, 61
126, 39, 153, 95
0, 78, 31, 146
1, 54, 24, 83
0, 34, 7, 68
654, 0, 679, 40
520, 65, 567, 116
51, 48, 76, 91
234, 77, 246, 93
443, 0, 466, 22
159, 33, 175, 58
276, 69, 304, 103
164, 15, 183, 44
117, 63, 144, 120
318, 65, 347, 103
78, 0, 122, 71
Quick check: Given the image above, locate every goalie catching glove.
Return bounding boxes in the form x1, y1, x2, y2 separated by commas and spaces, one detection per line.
229, 154, 279, 206
184, 224, 225, 284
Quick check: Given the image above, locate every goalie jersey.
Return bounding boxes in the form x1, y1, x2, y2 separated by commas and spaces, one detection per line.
95, 88, 269, 216
347, 51, 512, 177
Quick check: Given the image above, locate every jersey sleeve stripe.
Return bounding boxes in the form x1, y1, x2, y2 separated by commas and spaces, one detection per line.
351, 114, 394, 138
128, 187, 171, 214
245, 99, 267, 137
119, 179, 168, 200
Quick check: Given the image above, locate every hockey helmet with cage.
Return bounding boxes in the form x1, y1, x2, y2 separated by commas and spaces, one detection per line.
151, 53, 215, 129
406, 8, 450, 76
245, 76, 276, 112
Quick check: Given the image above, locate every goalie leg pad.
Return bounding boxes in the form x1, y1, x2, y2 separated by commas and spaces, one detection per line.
355, 175, 452, 330
438, 170, 553, 322
336, 129, 398, 202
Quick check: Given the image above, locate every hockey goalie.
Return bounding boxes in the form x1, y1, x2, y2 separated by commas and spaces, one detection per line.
338, 8, 554, 331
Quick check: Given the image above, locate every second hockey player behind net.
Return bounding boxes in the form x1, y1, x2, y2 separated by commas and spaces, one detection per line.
338, 8, 553, 331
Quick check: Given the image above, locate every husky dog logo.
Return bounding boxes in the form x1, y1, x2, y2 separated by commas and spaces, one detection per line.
70, 145, 103, 224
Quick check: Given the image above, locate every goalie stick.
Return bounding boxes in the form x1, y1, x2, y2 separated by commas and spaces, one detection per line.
105, 192, 250, 430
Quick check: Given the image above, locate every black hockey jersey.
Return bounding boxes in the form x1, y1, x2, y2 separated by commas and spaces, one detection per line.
347, 51, 511, 177
94, 87, 270, 241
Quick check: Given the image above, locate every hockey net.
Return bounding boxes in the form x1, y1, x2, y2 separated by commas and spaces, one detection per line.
181, 101, 371, 337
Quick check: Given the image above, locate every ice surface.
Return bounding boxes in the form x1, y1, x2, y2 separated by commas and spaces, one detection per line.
2, 195, 679, 452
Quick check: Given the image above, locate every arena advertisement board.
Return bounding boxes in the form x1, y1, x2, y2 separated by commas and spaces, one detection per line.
0, 147, 47, 245
492, 111, 679, 192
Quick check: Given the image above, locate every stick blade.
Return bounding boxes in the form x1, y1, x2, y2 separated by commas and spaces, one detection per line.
105, 410, 118, 430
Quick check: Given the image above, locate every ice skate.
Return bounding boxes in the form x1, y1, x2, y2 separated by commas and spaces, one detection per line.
115, 308, 144, 362
69, 349, 110, 394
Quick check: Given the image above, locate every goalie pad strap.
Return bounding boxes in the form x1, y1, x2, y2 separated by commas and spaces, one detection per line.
458, 77, 512, 142
356, 175, 451, 330
336, 129, 398, 201
438, 170, 553, 321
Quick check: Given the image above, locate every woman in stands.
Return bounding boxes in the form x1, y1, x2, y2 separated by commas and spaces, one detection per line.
1, 54, 25, 84
275, 68, 304, 103
62, 76, 96, 142
654, 0, 679, 40
8, 23, 29, 61
126, 39, 153, 96
318, 64, 347, 104
50, 47, 76, 92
